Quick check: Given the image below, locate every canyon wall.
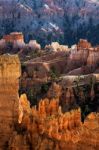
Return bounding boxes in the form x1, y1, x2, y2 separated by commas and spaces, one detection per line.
0, 54, 21, 149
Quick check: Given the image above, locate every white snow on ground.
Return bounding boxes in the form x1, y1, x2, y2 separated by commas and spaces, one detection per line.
49, 23, 59, 30
44, 4, 50, 9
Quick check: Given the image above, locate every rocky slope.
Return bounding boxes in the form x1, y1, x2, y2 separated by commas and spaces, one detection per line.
20, 39, 99, 87
0, 0, 99, 46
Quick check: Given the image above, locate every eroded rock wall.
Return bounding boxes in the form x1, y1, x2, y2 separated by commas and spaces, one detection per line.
0, 54, 21, 149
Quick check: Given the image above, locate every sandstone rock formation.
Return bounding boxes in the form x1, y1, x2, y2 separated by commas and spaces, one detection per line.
21, 39, 99, 84
47, 82, 62, 99
0, 32, 42, 55
30, 98, 82, 142
0, 35, 99, 78
9, 94, 99, 150
77, 39, 92, 50
3, 32, 25, 49
0, 41, 98, 150
3, 32, 24, 43
19, 94, 31, 124
45, 42, 69, 52
0, 54, 21, 149
87, 50, 99, 65
28, 40, 41, 50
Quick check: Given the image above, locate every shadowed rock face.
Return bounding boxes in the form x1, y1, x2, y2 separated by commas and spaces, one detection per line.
0, 54, 21, 149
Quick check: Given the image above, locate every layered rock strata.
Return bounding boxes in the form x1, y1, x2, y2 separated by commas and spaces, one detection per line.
0, 54, 21, 149
3, 32, 24, 43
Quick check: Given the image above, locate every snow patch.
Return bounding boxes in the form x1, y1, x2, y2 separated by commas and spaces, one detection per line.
49, 23, 59, 30
44, 4, 50, 9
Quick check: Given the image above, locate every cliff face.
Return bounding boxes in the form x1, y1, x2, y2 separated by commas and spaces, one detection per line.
0, 54, 21, 149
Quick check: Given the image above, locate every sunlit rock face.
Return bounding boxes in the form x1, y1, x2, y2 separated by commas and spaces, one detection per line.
45, 42, 69, 52
77, 39, 92, 50
87, 50, 99, 65
65, 39, 99, 74
67, 40, 90, 70
9, 94, 99, 150
0, 32, 42, 55
19, 94, 31, 124
28, 40, 41, 50
21, 40, 99, 86
0, 54, 21, 149
3, 32, 24, 43
3, 32, 25, 49
10, 94, 82, 149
